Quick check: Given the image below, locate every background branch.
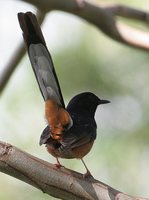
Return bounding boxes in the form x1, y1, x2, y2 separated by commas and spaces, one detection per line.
0, 42, 25, 94
0, 141, 148, 200
20, 0, 149, 49
1, 0, 149, 94
0, 10, 46, 95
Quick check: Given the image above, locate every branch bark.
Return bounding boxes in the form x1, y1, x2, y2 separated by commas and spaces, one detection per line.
0, 10, 46, 95
19, 0, 149, 50
0, 141, 148, 200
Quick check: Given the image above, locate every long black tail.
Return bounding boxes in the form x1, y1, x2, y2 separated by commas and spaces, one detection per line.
18, 12, 65, 107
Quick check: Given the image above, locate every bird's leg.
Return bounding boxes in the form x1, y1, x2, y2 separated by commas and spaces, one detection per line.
81, 158, 93, 178
55, 157, 62, 168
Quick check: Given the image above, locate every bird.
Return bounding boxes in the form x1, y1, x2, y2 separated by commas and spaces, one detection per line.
18, 11, 110, 177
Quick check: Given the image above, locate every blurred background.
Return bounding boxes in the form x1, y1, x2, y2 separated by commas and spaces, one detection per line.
0, 0, 149, 199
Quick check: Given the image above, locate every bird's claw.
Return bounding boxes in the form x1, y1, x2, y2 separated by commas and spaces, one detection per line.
55, 158, 63, 168
55, 163, 63, 168
83, 171, 93, 178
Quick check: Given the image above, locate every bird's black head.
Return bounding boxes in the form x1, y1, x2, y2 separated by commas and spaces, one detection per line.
67, 92, 110, 116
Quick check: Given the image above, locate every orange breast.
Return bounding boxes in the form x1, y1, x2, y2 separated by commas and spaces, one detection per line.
46, 141, 94, 159
45, 100, 71, 140
72, 141, 94, 159
46, 144, 60, 158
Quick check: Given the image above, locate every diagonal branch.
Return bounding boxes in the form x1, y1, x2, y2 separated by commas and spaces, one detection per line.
0, 42, 25, 94
0, 10, 46, 95
0, 141, 148, 200
19, 0, 149, 50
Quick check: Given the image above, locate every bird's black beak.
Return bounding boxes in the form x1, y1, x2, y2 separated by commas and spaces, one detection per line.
99, 99, 110, 105
39, 126, 50, 146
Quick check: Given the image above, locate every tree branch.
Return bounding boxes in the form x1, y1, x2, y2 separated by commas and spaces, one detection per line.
18, 0, 149, 50
0, 10, 46, 95
1, 1, 149, 94
0, 141, 148, 200
0, 42, 25, 94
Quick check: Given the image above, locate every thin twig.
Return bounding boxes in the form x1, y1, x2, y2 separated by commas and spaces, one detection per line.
0, 9, 46, 95
0, 42, 25, 94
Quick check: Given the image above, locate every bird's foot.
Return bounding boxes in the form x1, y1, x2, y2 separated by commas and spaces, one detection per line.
83, 170, 93, 178
81, 158, 93, 178
55, 158, 63, 168
55, 163, 63, 168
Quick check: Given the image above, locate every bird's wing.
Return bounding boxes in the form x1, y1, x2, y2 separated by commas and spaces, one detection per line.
61, 124, 97, 149
18, 12, 65, 107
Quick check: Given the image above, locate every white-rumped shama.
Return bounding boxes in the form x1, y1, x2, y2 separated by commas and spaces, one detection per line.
18, 12, 110, 177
